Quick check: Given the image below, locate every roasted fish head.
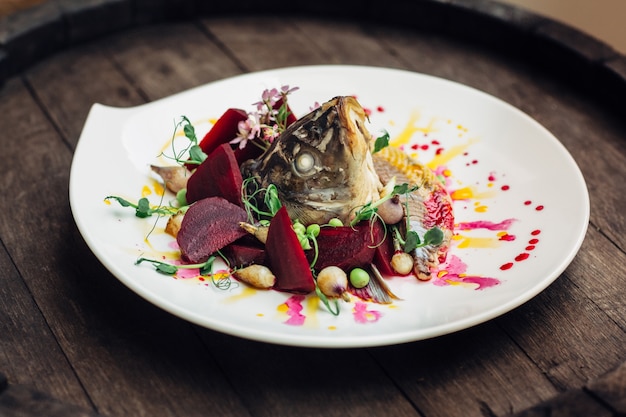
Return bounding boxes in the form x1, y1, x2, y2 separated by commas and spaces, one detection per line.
242, 96, 382, 225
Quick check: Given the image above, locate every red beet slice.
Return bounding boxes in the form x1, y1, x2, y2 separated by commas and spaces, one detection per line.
223, 241, 266, 268
198, 108, 247, 156
372, 231, 395, 276
177, 197, 248, 263
265, 206, 315, 294
273, 98, 298, 127
309, 221, 385, 272
186, 143, 243, 206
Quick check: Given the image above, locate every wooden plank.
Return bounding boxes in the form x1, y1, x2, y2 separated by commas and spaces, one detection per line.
100, 21, 243, 101
561, 223, 626, 331
23, 42, 145, 148
0, 1, 65, 74
289, 17, 409, 68
4, 52, 252, 417
198, 330, 421, 417
0, 384, 102, 417
200, 16, 328, 71
587, 360, 626, 415
370, 323, 558, 417
0, 78, 95, 409
505, 388, 613, 417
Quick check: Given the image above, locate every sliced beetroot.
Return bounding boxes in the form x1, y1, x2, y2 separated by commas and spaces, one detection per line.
223, 241, 266, 268
198, 108, 248, 156
309, 220, 385, 272
177, 197, 248, 263
372, 231, 395, 276
273, 97, 298, 127
186, 143, 243, 206
265, 206, 315, 294
233, 142, 263, 166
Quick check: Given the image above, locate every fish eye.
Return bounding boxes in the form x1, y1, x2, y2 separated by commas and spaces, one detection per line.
294, 152, 315, 174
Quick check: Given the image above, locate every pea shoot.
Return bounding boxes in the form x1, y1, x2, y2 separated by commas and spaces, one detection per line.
241, 178, 282, 223
393, 225, 444, 252
160, 116, 207, 166
372, 130, 390, 153
350, 183, 419, 227
136, 255, 217, 275
105, 196, 179, 218
136, 255, 235, 290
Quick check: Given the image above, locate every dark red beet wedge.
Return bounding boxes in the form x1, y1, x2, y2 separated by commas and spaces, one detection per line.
198, 108, 247, 156
372, 230, 395, 276
310, 220, 385, 272
177, 197, 248, 263
186, 143, 243, 206
223, 240, 266, 268
265, 206, 315, 294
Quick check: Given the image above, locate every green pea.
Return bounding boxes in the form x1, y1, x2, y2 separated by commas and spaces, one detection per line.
293, 221, 306, 235
299, 236, 312, 250
176, 188, 188, 206
306, 223, 320, 237
349, 268, 370, 289
328, 218, 343, 227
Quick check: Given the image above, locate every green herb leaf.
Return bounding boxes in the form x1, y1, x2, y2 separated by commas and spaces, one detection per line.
199, 256, 216, 275
315, 284, 340, 316
373, 131, 390, 153
188, 145, 207, 165
264, 184, 282, 216
105, 196, 177, 218
136, 198, 152, 218
423, 227, 444, 246
182, 117, 198, 143
403, 230, 420, 253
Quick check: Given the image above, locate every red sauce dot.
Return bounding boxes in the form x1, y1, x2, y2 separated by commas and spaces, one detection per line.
515, 253, 530, 262
500, 263, 514, 270
435, 147, 444, 155
526, 245, 536, 251
488, 174, 496, 181
499, 234, 516, 241
376, 106, 384, 112
432, 140, 440, 145
472, 160, 478, 164
524, 200, 532, 205
420, 144, 429, 150
531, 229, 541, 236
528, 238, 539, 244
501, 185, 510, 191
198, 277, 205, 281
463, 152, 469, 156
411, 144, 419, 150
535, 205, 544, 211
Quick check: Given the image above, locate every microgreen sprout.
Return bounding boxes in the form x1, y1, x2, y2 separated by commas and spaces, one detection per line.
160, 116, 207, 166
350, 183, 419, 227
241, 178, 283, 222
136, 255, 216, 275
314, 281, 340, 316
393, 225, 444, 252
105, 196, 179, 218
135, 254, 236, 290
373, 130, 390, 153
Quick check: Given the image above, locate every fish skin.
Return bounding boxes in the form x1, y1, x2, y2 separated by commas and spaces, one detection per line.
373, 146, 454, 279
241, 96, 381, 225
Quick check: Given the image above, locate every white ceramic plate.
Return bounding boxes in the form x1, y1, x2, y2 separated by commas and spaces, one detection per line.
70, 65, 589, 348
